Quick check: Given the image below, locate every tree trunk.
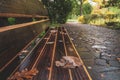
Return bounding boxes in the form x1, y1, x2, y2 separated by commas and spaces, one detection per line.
79, 0, 83, 15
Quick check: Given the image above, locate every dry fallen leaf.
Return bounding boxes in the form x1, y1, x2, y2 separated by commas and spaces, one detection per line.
8, 68, 39, 80
55, 56, 82, 68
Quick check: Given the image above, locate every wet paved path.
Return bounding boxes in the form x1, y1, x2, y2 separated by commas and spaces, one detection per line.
64, 22, 120, 80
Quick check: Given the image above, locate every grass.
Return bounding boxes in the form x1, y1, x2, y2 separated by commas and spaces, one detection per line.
67, 19, 78, 22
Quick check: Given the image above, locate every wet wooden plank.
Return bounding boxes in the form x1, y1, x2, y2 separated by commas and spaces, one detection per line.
1, 27, 92, 80
0, 19, 49, 32
0, 13, 48, 18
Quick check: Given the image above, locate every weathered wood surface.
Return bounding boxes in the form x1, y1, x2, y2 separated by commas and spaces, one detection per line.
0, 20, 49, 71
0, 0, 48, 15
0, 0, 50, 73
0, 0, 48, 27
0, 27, 92, 80
0, 13, 48, 18
0, 19, 49, 32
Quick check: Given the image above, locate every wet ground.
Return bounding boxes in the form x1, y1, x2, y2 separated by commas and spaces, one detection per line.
64, 22, 120, 80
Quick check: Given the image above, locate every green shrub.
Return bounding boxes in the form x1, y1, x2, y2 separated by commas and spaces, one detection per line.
78, 15, 91, 24
78, 15, 85, 23
91, 14, 99, 20
105, 11, 115, 20
105, 21, 120, 29
84, 15, 91, 24
105, 21, 117, 26
82, 2, 93, 15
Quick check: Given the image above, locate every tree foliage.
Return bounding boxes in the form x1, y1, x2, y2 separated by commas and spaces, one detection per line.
106, 0, 120, 7
42, 0, 73, 23
68, 0, 81, 18
82, 2, 93, 15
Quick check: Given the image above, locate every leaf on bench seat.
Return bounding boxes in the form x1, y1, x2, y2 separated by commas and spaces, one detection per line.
8, 68, 39, 80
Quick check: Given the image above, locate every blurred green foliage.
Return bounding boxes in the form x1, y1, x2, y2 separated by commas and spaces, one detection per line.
42, 0, 73, 24
82, 2, 93, 15
8, 17, 16, 25
39, 31, 46, 38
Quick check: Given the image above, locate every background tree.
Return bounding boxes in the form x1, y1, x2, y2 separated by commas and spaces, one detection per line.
106, 0, 120, 7
68, 0, 81, 19
42, 0, 73, 23
79, 0, 83, 15
82, 2, 93, 15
